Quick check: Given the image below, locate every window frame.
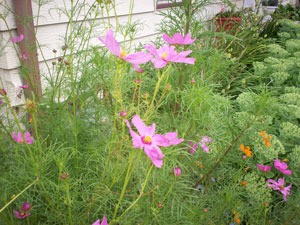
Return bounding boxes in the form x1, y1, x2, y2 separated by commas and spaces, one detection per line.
156, 0, 183, 9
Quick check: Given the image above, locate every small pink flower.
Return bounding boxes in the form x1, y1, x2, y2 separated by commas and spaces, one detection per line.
172, 167, 181, 176
274, 159, 292, 175
144, 44, 195, 69
126, 114, 183, 168
92, 215, 108, 225
19, 84, 29, 89
14, 202, 31, 219
267, 178, 292, 201
199, 136, 213, 153
256, 164, 272, 172
11, 131, 34, 144
162, 33, 196, 45
21, 202, 31, 211
98, 29, 152, 72
10, 34, 24, 43
188, 141, 198, 155
119, 111, 127, 118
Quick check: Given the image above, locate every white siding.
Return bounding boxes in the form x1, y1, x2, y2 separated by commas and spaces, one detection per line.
0, 0, 245, 106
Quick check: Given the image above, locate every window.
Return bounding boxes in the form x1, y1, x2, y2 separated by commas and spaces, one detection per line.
156, 0, 183, 9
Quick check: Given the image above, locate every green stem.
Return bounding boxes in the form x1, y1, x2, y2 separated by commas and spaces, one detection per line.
117, 164, 153, 219
113, 151, 136, 219
0, 177, 38, 214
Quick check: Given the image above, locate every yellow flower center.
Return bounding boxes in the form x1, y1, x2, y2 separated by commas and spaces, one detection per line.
120, 50, 127, 58
143, 136, 152, 144
161, 52, 168, 59
279, 185, 284, 190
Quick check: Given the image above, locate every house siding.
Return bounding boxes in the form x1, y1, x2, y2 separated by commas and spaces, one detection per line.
0, 0, 243, 106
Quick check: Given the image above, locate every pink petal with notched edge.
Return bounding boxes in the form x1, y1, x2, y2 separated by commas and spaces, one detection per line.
131, 114, 156, 137
164, 132, 184, 146
100, 216, 108, 225
151, 58, 167, 69
92, 219, 101, 225
98, 29, 121, 57
10, 34, 24, 43
144, 145, 164, 168
152, 134, 169, 146
125, 120, 143, 149
125, 51, 152, 65
256, 164, 272, 172
24, 132, 34, 144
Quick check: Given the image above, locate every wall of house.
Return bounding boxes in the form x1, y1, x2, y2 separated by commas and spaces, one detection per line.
0, 0, 245, 106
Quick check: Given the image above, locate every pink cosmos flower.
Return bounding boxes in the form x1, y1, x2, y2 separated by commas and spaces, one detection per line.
267, 178, 292, 201
126, 114, 183, 168
188, 141, 198, 155
199, 136, 213, 153
274, 159, 292, 175
172, 167, 181, 176
19, 84, 29, 89
14, 202, 31, 219
98, 29, 152, 72
11, 131, 34, 144
256, 164, 272, 172
162, 33, 196, 45
10, 34, 24, 43
92, 215, 108, 225
144, 44, 195, 69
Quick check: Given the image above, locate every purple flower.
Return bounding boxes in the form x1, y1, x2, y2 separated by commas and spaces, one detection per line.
92, 215, 108, 225
11, 131, 34, 144
144, 44, 195, 69
13, 202, 31, 219
126, 114, 183, 168
188, 141, 198, 155
21, 202, 31, 211
0, 89, 7, 96
162, 33, 196, 45
199, 136, 213, 153
274, 159, 292, 175
267, 177, 292, 201
98, 29, 152, 72
172, 167, 181, 176
10, 34, 24, 43
256, 164, 272, 172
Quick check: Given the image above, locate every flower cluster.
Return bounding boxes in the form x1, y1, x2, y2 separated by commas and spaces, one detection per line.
259, 131, 272, 148
188, 136, 213, 154
14, 202, 31, 219
98, 30, 196, 71
239, 144, 252, 158
11, 131, 34, 144
257, 159, 292, 201
126, 114, 183, 168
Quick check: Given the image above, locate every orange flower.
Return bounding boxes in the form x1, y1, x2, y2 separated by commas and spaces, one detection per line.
234, 216, 241, 224
259, 131, 272, 148
241, 181, 247, 186
240, 144, 252, 157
